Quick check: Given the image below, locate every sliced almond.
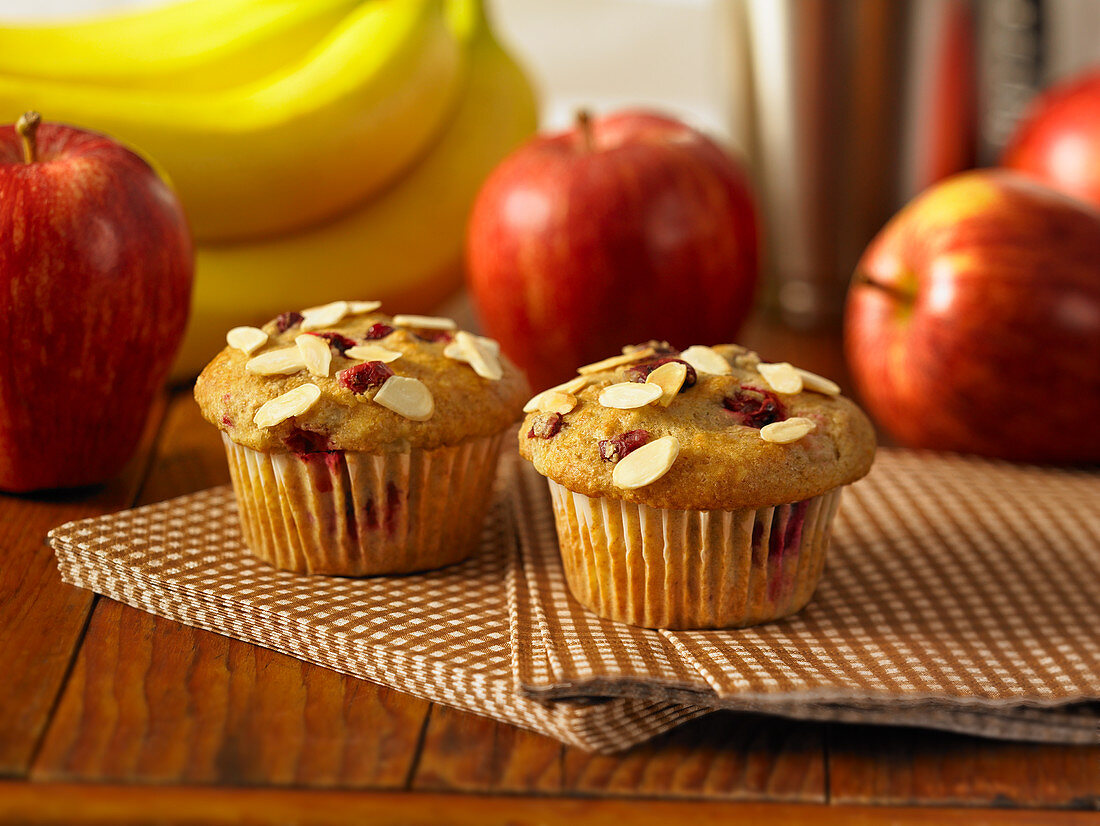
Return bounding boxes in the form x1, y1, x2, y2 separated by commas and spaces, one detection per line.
296, 333, 332, 377
552, 375, 591, 395
253, 383, 321, 428
758, 361, 804, 394
443, 334, 500, 363
373, 376, 434, 421
577, 347, 656, 375
245, 347, 306, 375
226, 326, 268, 355
612, 435, 680, 489
679, 345, 732, 376
523, 390, 578, 415
598, 382, 663, 409
392, 314, 457, 331
451, 330, 503, 380
760, 417, 816, 444
645, 360, 688, 407
344, 343, 402, 363
348, 300, 382, 314
300, 300, 349, 331
796, 367, 841, 396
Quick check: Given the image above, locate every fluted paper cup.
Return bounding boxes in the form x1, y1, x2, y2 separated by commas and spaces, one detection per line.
222, 432, 505, 575
546, 480, 844, 629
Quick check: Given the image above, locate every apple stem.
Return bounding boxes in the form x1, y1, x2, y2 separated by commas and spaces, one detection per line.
575, 109, 595, 153
852, 272, 914, 304
16, 111, 41, 164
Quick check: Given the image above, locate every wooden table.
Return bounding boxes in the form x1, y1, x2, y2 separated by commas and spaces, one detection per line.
1, 318, 1096, 825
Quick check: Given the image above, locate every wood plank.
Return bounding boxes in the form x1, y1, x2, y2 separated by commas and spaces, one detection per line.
561, 712, 827, 801
0, 393, 167, 776
410, 704, 563, 793
1, 782, 1095, 826
31, 390, 432, 788
828, 724, 1100, 809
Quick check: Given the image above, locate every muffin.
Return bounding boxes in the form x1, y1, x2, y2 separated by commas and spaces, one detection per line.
195, 301, 529, 575
519, 342, 875, 629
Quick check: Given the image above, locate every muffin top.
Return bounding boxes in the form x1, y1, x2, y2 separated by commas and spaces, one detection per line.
518, 342, 875, 510
195, 302, 530, 454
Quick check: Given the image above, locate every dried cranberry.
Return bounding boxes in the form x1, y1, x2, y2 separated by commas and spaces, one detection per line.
311, 331, 356, 355
624, 357, 697, 391
220, 414, 233, 427
723, 386, 785, 428
598, 429, 651, 462
338, 361, 394, 394
364, 323, 394, 340
284, 427, 331, 454
273, 311, 303, 333
527, 412, 564, 439
413, 330, 454, 343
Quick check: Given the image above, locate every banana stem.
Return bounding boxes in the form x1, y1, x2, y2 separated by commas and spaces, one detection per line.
575, 109, 595, 153
16, 111, 41, 164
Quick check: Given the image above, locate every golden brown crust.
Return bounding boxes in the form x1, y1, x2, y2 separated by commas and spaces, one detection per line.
518, 344, 876, 509
195, 310, 530, 453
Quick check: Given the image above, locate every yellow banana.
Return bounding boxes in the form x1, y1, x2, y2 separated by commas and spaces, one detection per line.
0, 0, 364, 91
0, 0, 467, 242
172, 8, 538, 379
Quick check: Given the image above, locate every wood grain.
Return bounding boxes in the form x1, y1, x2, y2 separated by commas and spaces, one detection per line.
3, 782, 1097, 826
31, 392, 432, 788
827, 724, 1100, 809
0, 394, 166, 776
410, 704, 563, 793
561, 711, 827, 801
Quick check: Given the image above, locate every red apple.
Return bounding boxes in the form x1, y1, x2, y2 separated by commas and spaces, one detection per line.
466, 109, 758, 391
0, 113, 192, 492
1001, 68, 1100, 210
844, 169, 1100, 463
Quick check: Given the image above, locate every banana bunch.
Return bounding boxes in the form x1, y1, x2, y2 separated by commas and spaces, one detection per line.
0, 0, 537, 378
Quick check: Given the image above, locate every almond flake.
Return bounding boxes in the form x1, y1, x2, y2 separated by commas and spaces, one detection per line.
645, 360, 688, 407
523, 390, 578, 415
344, 343, 402, 363
598, 382, 663, 409
796, 367, 841, 396
245, 347, 306, 375
296, 333, 332, 377
373, 376, 434, 421
253, 383, 321, 428
348, 300, 382, 314
443, 334, 500, 363
679, 345, 732, 376
392, 314, 457, 331
758, 362, 803, 394
552, 375, 591, 395
760, 417, 816, 444
226, 326, 268, 355
612, 435, 679, 489
300, 301, 349, 331
452, 330, 503, 380
577, 348, 656, 375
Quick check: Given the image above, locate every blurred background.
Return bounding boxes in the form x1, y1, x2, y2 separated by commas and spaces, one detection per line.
1, 0, 1098, 360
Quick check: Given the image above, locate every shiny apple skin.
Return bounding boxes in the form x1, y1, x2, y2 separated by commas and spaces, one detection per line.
0, 122, 193, 491
466, 110, 759, 391
844, 169, 1100, 463
1002, 69, 1100, 211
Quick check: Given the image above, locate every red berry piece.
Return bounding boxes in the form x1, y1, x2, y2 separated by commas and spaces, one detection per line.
338, 361, 394, 394
364, 323, 395, 340
723, 386, 785, 428
527, 412, 564, 439
273, 311, 303, 333
624, 357, 697, 390
311, 331, 356, 355
598, 429, 651, 462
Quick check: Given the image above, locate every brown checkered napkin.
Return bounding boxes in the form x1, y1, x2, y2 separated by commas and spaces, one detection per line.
49, 471, 701, 754
513, 450, 1100, 744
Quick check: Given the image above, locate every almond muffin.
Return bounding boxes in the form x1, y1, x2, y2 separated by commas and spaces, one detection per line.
195, 301, 529, 575
519, 342, 875, 629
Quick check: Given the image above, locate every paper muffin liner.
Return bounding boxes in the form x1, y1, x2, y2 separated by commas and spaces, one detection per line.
222, 432, 505, 575
545, 480, 844, 629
